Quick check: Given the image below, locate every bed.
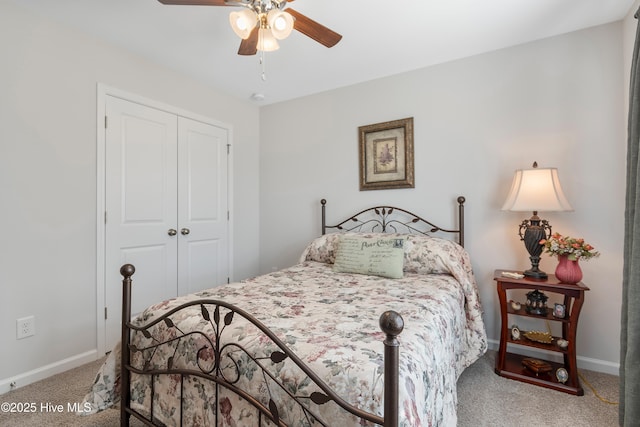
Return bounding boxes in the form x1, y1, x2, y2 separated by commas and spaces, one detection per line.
81, 197, 487, 426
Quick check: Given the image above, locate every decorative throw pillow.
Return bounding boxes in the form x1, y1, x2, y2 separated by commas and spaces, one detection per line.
299, 233, 343, 264
403, 234, 464, 275
333, 235, 405, 279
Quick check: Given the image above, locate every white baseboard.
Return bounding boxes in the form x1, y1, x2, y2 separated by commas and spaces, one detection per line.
0, 349, 99, 395
486, 339, 619, 376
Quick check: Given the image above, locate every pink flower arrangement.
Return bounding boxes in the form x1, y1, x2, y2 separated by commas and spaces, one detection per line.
540, 232, 600, 261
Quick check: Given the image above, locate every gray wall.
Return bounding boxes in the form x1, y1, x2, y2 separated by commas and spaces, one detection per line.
260, 22, 626, 373
0, 1, 260, 388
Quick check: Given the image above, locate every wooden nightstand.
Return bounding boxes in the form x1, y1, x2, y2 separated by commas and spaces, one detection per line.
494, 270, 589, 395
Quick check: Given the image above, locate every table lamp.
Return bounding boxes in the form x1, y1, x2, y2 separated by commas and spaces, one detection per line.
502, 162, 573, 278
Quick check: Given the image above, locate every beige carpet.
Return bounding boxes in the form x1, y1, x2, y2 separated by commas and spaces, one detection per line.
457, 352, 619, 427
0, 351, 619, 426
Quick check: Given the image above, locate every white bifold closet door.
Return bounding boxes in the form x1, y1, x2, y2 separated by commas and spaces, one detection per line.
104, 96, 229, 351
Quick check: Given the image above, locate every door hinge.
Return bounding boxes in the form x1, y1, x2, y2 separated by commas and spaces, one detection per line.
227, 210, 230, 221
227, 143, 230, 155
105, 115, 108, 129
227, 277, 230, 284
104, 307, 108, 320
104, 211, 107, 224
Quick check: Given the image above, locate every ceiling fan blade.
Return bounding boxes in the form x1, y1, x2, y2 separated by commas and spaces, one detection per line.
157, 0, 232, 5
238, 27, 259, 55
286, 8, 342, 48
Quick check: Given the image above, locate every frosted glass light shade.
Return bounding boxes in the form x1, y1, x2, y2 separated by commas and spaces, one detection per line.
267, 10, 293, 40
258, 28, 279, 51
502, 167, 573, 212
230, 9, 258, 39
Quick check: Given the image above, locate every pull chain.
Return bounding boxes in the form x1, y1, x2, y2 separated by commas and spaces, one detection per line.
260, 50, 267, 81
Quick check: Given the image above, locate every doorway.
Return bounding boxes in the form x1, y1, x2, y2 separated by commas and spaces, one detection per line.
97, 85, 231, 353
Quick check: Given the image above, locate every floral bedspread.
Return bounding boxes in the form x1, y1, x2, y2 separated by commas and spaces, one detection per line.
81, 235, 487, 426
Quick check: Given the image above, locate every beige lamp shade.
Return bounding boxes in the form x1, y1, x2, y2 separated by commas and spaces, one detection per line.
257, 28, 279, 52
267, 9, 294, 40
502, 167, 573, 212
229, 9, 258, 40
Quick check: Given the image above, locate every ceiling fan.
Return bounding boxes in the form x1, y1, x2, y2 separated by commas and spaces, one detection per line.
157, 0, 343, 55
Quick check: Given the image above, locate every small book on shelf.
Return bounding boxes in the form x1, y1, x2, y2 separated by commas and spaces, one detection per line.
522, 358, 553, 374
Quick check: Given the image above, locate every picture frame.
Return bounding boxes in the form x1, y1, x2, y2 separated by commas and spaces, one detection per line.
553, 303, 566, 319
358, 117, 414, 191
511, 325, 521, 340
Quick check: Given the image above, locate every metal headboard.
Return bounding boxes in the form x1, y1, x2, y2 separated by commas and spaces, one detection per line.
321, 196, 466, 247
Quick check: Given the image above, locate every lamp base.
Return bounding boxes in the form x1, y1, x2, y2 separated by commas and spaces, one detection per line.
523, 268, 548, 280
518, 212, 552, 281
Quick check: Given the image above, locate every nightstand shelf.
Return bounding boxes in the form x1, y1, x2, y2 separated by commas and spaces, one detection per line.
500, 353, 579, 395
494, 270, 589, 396
505, 306, 572, 323
506, 334, 569, 354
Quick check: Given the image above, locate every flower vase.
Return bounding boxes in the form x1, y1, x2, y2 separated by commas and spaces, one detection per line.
555, 255, 583, 284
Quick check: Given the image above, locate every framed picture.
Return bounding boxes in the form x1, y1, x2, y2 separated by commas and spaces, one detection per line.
553, 303, 566, 318
358, 117, 414, 191
511, 325, 521, 340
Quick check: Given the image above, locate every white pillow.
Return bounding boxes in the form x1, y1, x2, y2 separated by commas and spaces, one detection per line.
333, 235, 405, 279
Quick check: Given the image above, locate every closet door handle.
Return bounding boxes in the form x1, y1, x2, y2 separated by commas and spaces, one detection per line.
168, 229, 177, 236
181, 228, 190, 236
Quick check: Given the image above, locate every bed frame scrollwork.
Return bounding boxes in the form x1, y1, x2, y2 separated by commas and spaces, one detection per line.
321, 196, 466, 247
120, 264, 405, 427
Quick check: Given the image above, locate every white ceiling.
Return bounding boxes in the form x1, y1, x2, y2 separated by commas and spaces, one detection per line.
10, 0, 636, 105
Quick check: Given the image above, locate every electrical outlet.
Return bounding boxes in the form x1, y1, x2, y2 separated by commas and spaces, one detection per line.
16, 316, 35, 339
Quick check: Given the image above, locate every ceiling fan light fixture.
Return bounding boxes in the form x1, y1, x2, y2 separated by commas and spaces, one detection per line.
258, 27, 279, 51
159, 0, 342, 56
229, 9, 258, 39
267, 9, 293, 40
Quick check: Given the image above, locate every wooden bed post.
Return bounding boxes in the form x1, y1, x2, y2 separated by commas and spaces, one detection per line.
120, 264, 135, 427
379, 311, 404, 427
